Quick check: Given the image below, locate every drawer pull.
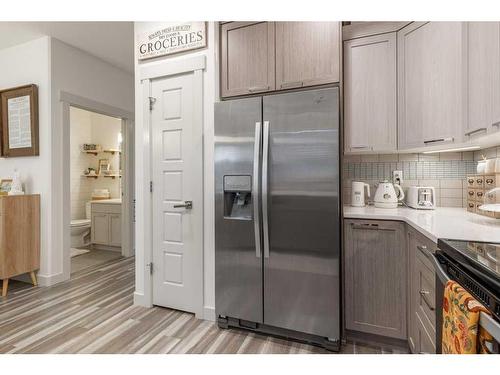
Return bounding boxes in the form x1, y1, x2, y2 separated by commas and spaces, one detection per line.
248, 86, 270, 92
468, 178, 475, 184
468, 191, 474, 196
351, 223, 379, 230
486, 178, 494, 184
468, 202, 475, 208
476, 178, 483, 184
477, 191, 484, 197
419, 290, 435, 311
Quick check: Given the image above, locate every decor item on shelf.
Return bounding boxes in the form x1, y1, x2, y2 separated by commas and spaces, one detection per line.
0, 84, 39, 157
84, 167, 97, 176
98, 159, 110, 175
91, 188, 110, 200
82, 143, 101, 151
485, 158, 496, 174
8, 170, 24, 195
0, 179, 12, 195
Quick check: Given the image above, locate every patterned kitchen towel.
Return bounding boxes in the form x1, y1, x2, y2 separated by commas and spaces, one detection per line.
442, 280, 491, 354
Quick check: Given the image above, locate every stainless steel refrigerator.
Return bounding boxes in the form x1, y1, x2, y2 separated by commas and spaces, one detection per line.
214, 87, 340, 350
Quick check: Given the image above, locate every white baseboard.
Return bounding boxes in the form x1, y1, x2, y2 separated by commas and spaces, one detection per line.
203, 306, 216, 321
133, 291, 152, 307
37, 272, 67, 287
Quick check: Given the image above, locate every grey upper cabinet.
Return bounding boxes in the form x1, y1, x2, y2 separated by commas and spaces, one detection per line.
220, 22, 275, 98
344, 220, 407, 340
466, 22, 500, 139
344, 32, 397, 153
275, 22, 340, 90
398, 22, 466, 150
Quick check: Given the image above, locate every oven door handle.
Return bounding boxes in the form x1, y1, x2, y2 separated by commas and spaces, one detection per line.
417, 245, 450, 284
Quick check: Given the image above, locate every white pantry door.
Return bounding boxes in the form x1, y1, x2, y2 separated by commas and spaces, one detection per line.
151, 71, 203, 314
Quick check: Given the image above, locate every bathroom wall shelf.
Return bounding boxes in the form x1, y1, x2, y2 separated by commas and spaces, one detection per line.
82, 174, 122, 179
82, 150, 100, 156
103, 149, 121, 155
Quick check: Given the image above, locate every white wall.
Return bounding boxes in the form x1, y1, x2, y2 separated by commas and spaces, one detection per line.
70, 107, 93, 220
133, 22, 217, 320
70, 107, 122, 220
50, 38, 135, 283
0, 37, 51, 280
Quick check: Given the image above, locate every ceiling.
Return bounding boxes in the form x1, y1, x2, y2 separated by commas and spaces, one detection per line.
0, 22, 134, 73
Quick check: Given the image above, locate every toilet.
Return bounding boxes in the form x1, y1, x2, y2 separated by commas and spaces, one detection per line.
70, 202, 91, 248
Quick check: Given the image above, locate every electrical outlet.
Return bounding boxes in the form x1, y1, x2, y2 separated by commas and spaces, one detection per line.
393, 170, 403, 185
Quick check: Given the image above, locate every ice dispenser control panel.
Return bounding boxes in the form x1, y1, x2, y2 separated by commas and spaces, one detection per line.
223, 175, 252, 220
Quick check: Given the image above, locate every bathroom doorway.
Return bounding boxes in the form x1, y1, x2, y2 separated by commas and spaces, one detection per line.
68, 106, 131, 274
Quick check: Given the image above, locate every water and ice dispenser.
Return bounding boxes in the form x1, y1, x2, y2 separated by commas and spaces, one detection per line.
223, 175, 252, 220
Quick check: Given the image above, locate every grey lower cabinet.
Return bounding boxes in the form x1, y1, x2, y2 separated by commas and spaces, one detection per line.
344, 219, 407, 340
407, 227, 437, 354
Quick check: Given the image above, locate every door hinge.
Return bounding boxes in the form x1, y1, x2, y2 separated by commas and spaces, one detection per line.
146, 262, 153, 275
150, 181, 153, 193
148, 96, 156, 111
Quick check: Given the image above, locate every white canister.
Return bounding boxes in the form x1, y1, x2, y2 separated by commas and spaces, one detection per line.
477, 160, 486, 174
485, 158, 496, 174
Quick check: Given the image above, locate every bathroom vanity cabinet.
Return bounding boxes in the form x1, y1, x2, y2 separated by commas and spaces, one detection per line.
91, 201, 122, 249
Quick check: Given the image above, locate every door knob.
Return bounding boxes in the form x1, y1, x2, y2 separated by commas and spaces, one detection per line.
173, 201, 193, 209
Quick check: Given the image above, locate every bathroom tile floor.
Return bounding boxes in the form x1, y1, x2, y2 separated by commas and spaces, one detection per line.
0, 257, 409, 354
71, 248, 122, 274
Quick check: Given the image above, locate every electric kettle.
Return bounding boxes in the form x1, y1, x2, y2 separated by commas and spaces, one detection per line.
374, 181, 405, 208
351, 181, 370, 207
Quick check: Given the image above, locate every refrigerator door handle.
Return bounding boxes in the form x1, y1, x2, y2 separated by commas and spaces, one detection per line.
262, 120, 270, 258
253, 122, 262, 258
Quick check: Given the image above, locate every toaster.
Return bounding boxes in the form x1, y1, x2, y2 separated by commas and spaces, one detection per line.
406, 186, 436, 210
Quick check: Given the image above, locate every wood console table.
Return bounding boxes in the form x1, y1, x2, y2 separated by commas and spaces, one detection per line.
0, 195, 40, 297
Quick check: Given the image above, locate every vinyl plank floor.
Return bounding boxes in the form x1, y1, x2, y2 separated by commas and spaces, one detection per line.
0, 257, 407, 354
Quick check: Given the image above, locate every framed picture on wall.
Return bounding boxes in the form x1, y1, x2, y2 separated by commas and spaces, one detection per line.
0, 84, 39, 157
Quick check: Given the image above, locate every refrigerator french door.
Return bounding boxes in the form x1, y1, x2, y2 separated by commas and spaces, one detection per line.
215, 88, 340, 348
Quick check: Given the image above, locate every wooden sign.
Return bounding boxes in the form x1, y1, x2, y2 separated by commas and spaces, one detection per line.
0, 84, 39, 157
137, 22, 207, 60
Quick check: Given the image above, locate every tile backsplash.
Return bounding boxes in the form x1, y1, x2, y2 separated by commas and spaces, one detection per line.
342, 146, 500, 208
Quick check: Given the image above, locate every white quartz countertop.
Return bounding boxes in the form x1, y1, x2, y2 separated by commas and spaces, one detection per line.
91, 198, 122, 205
343, 205, 500, 244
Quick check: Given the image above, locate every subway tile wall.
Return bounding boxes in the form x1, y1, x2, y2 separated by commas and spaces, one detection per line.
342, 146, 500, 208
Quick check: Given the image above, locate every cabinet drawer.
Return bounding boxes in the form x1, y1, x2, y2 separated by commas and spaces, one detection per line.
415, 249, 436, 328
91, 203, 121, 214
466, 176, 475, 188
466, 189, 476, 200
475, 176, 485, 188
416, 312, 437, 354
475, 189, 485, 203
467, 200, 476, 212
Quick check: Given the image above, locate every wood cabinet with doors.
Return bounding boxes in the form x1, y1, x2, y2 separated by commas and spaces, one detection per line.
0, 195, 40, 297
91, 202, 122, 248
344, 219, 407, 340
220, 22, 275, 97
344, 32, 397, 153
407, 227, 437, 354
466, 22, 500, 140
220, 22, 340, 97
275, 22, 341, 90
398, 22, 466, 150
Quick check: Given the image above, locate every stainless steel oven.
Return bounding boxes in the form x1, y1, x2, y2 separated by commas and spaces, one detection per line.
421, 239, 500, 353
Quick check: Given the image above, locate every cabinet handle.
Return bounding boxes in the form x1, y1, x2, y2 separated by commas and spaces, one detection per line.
248, 86, 270, 92
468, 190, 474, 196
350, 145, 370, 149
464, 127, 487, 137
468, 202, 475, 208
280, 81, 304, 89
477, 191, 484, 197
467, 178, 475, 185
424, 137, 454, 144
486, 178, 494, 185
351, 223, 379, 230
476, 178, 483, 184
419, 290, 435, 311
